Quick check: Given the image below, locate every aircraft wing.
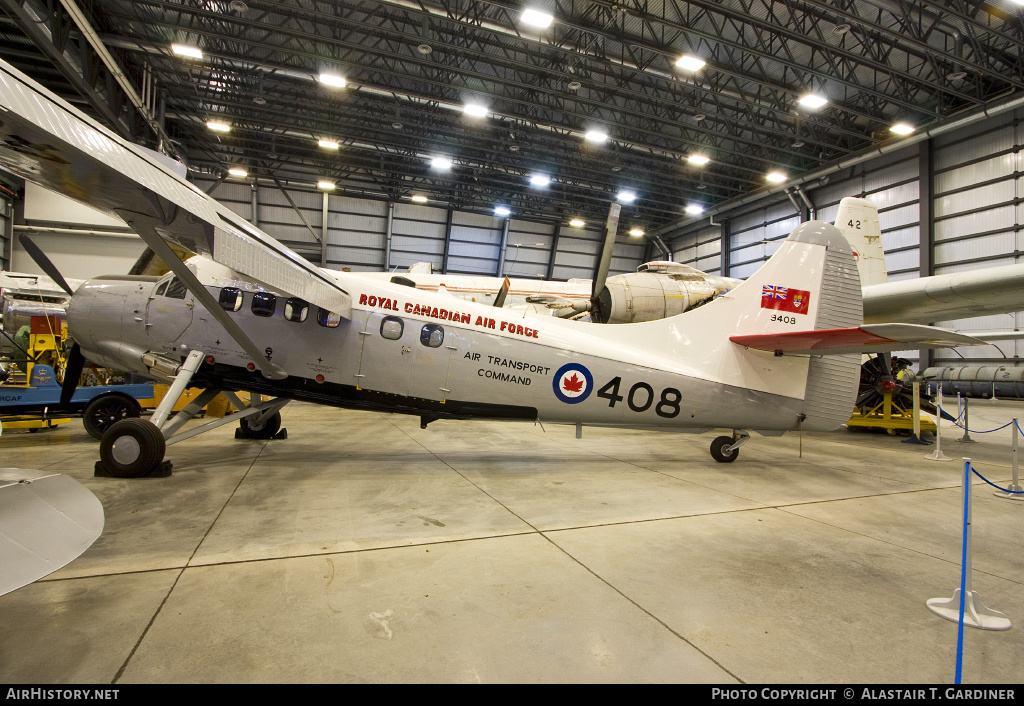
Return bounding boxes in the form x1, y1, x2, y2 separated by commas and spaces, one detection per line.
0, 468, 104, 596
862, 264, 1024, 325
730, 324, 986, 356
0, 60, 350, 319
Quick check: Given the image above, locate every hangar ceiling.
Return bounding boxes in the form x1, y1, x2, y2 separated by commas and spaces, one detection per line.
1, 0, 1023, 235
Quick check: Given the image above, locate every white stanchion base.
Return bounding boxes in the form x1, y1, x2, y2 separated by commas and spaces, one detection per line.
994, 487, 1024, 501
927, 589, 1012, 630
925, 449, 952, 461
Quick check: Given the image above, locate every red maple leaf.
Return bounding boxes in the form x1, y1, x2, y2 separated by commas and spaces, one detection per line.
562, 373, 585, 393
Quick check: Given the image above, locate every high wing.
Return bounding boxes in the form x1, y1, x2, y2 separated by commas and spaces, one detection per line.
0, 59, 351, 377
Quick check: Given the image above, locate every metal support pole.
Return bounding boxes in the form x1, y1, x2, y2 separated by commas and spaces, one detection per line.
903, 381, 931, 445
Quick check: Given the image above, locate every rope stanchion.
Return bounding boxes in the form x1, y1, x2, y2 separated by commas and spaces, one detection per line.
928, 458, 1010, 683
956, 397, 976, 443
994, 420, 1024, 501
926, 384, 951, 461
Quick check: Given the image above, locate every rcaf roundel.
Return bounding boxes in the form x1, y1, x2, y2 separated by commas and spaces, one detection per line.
552, 363, 594, 404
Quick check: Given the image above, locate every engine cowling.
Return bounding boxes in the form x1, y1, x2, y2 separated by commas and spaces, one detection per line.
593, 264, 740, 324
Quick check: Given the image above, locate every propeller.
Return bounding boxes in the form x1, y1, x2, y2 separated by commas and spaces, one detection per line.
589, 203, 621, 324
17, 234, 75, 296
59, 342, 85, 408
17, 233, 83, 408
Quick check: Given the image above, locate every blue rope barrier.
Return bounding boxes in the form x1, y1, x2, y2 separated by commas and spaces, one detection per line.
970, 465, 1024, 494
956, 459, 969, 684
950, 418, 1013, 434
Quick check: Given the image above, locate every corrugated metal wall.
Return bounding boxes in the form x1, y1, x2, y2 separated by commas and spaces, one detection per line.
668, 110, 1024, 367
192, 177, 645, 280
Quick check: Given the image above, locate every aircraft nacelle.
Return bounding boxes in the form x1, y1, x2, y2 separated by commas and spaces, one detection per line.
593, 265, 741, 324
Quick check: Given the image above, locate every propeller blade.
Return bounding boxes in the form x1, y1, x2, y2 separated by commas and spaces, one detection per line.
493, 276, 511, 308
59, 343, 85, 408
17, 234, 75, 295
590, 203, 622, 322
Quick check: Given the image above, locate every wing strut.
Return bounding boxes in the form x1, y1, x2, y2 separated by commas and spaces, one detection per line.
116, 210, 289, 380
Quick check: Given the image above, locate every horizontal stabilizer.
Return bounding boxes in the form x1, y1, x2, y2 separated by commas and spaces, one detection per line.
0, 469, 104, 596
730, 323, 986, 355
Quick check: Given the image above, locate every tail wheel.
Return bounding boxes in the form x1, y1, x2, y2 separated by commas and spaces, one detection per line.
83, 394, 142, 440
99, 419, 166, 478
710, 435, 739, 463
239, 411, 282, 439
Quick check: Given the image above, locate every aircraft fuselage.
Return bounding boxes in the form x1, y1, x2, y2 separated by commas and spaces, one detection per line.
67, 270, 811, 435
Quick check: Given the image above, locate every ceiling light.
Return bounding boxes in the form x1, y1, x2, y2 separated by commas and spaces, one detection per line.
584, 129, 608, 144
521, 9, 554, 28
629, 228, 645, 237
569, 218, 585, 228
411, 195, 428, 203
417, 44, 433, 55
318, 139, 340, 149
228, 168, 247, 177
317, 181, 336, 190
430, 156, 452, 170
798, 93, 828, 110
318, 73, 346, 88
766, 171, 787, 184
890, 123, 915, 136
206, 121, 230, 132
567, 81, 582, 91
687, 154, 710, 166
833, 24, 851, 35
494, 206, 511, 217
171, 44, 203, 59
685, 204, 704, 215
530, 174, 551, 187
617, 191, 636, 204
463, 103, 488, 118
675, 55, 706, 72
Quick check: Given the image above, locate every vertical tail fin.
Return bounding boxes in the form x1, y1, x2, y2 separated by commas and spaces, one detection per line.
834, 197, 888, 286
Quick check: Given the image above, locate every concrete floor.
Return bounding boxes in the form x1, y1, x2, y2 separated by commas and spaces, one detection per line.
1, 397, 1022, 684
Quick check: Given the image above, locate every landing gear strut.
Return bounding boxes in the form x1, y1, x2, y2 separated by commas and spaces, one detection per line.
96, 350, 289, 478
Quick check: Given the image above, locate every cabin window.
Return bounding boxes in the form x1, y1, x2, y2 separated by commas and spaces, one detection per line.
420, 324, 444, 348
153, 280, 169, 297
251, 292, 277, 317
219, 287, 243, 312
165, 277, 188, 299
380, 316, 404, 340
317, 308, 341, 328
284, 298, 309, 323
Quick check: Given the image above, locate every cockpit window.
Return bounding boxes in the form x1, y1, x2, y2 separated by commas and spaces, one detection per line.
219, 287, 243, 312
420, 324, 444, 348
317, 308, 341, 328
153, 280, 168, 297
165, 278, 188, 299
284, 298, 309, 323
251, 292, 277, 317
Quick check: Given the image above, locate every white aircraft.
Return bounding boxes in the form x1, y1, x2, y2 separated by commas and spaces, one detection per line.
0, 59, 984, 481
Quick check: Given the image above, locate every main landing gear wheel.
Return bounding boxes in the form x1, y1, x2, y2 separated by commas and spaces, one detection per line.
238, 411, 282, 439
710, 435, 739, 463
83, 394, 142, 440
99, 419, 166, 478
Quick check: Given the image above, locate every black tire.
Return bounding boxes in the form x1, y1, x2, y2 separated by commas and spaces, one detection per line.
239, 411, 282, 439
83, 394, 142, 440
710, 435, 739, 463
99, 419, 166, 478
